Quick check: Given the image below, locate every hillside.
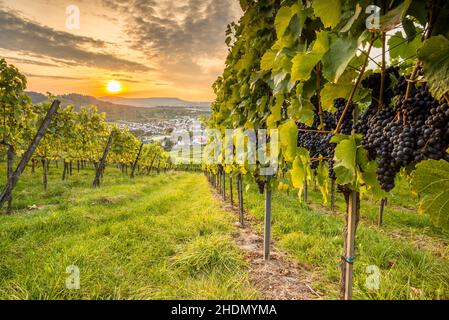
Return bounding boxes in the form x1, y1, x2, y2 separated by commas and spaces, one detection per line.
26, 92, 211, 123
98, 96, 211, 108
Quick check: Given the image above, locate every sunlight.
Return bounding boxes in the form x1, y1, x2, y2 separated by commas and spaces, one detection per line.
107, 80, 122, 94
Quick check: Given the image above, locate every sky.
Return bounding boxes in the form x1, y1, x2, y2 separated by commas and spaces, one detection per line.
0, 0, 242, 101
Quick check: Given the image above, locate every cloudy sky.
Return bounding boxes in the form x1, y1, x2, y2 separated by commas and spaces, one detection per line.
0, 0, 242, 101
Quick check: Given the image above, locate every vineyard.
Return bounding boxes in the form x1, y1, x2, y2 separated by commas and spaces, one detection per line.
202, 0, 449, 300
1, 0, 449, 302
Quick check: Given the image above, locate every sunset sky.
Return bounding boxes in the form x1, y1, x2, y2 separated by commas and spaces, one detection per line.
0, 0, 242, 101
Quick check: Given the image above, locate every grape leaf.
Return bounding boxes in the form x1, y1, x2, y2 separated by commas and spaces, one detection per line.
291, 148, 310, 203
322, 36, 358, 83
316, 161, 329, 205
291, 31, 329, 82
297, 98, 315, 126
360, 160, 387, 200
388, 31, 422, 61
412, 160, 449, 229
376, 0, 412, 32
279, 120, 298, 162
313, 0, 341, 28
340, 3, 362, 33
333, 136, 357, 186
261, 49, 276, 71
291, 156, 306, 189
292, 83, 315, 125
417, 35, 449, 99
275, 4, 299, 38
321, 70, 368, 110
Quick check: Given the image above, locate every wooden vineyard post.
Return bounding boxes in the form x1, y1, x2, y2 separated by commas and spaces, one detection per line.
341, 191, 360, 300
331, 179, 336, 212
42, 159, 48, 192
264, 176, 273, 260
131, 143, 144, 178
238, 174, 244, 227
229, 175, 234, 206
303, 176, 308, 203
93, 131, 114, 188
378, 198, 387, 226
147, 154, 158, 176
156, 159, 161, 174
0, 100, 60, 210
341, 104, 361, 300
62, 160, 68, 181
222, 171, 226, 201
6, 146, 14, 213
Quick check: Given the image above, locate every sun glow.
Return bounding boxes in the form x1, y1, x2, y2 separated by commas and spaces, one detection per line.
107, 80, 122, 93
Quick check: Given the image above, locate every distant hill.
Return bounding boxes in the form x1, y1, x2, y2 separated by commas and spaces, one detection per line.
98, 96, 210, 108
25, 92, 211, 123
26, 92, 48, 104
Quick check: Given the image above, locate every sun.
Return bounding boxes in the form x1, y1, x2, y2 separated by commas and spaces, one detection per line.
107, 80, 122, 94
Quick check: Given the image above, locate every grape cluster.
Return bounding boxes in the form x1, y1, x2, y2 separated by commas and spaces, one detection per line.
356, 68, 401, 135
334, 98, 354, 135
296, 66, 449, 192
363, 83, 449, 191
313, 111, 336, 131
421, 99, 449, 161
362, 67, 400, 104
362, 107, 397, 190
297, 98, 355, 179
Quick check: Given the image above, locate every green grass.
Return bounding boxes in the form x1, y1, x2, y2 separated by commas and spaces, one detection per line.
2, 162, 449, 300
0, 165, 257, 300
228, 175, 449, 300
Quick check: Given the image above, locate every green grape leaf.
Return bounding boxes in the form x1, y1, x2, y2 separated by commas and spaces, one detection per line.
333, 136, 357, 186
290, 148, 310, 202
412, 160, 449, 229
321, 70, 368, 110
291, 31, 329, 82
261, 49, 276, 71
297, 98, 315, 126
294, 83, 316, 126
313, 0, 341, 28
388, 31, 422, 61
316, 161, 329, 205
291, 156, 305, 189
402, 18, 416, 40
271, 94, 284, 121
407, 0, 427, 26
361, 160, 387, 200
275, 5, 296, 38
340, 3, 362, 33
279, 120, 298, 162
322, 36, 358, 83
378, 0, 412, 32
417, 35, 449, 99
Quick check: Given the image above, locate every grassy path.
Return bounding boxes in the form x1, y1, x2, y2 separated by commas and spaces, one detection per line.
231, 177, 449, 300
2, 164, 449, 300
0, 169, 257, 299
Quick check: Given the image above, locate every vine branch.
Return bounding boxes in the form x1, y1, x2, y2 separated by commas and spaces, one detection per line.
316, 62, 325, 130
298, 128, 332, 134
379, 31, 387, 110
405, 2, 438, 99
334, 35, 375, 134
